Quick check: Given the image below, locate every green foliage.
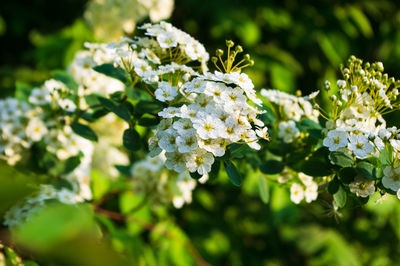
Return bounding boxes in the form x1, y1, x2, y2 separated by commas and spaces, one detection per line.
258, 175, 270, 204
333, 185, 347, 208
15, 81, 32, 101
2, 0, 400, 265
0, 161, 38, 215
356, 161, 383, 179
329, 151, 355, 167
123, 128, 141, 151
52, 70, 79, 93
70, 122, 98, 142
93, 63, 131, 84
260, 160, 284, 175
98, 96, 132, 122
224, 160, 242, 186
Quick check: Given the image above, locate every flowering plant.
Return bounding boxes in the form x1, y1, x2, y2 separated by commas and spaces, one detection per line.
1, 21, 400, 265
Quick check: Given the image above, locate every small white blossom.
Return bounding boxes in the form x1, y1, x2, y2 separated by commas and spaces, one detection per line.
290, 183, 304, 204
323, 129, 349, 151
382, 166, 400, 192
278, 121, 299, 143
347, 134, 374, 159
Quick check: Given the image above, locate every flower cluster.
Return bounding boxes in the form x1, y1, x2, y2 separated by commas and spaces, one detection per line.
2, 79, 95, 226
84, 0, 174, 41
68, 45, 125, 98
3, 185, 85, 227
322, 56, 400, 199
130, 153, 197, 208
260, 89, 319, 143
98, 22, 269, 179
289, 173, 319, 204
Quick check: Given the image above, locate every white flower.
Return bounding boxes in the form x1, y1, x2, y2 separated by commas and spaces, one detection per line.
304, 182, 318, 203
183, 78, 207, 93
290, 183, 304, 204
157, 32, 178, 48
158, 107, 180, 118
390, 139, 400, 152
382, 166, 400, 192
158, 129, 178, 152
256, 127, 269, 139
349, 176, 375, 197
165, 151, 187, 172
378, 128, 392, 140
186, 148, 215, 175
198, 138, 226, 157
298, 172, 313, 186
25, 117, 48, 142
173, 119, 193, 133
397, 189, 400, 200
347, 134, 374, 159
278, 120, 299, 143
58, 99, 77, 112
176, 131, 198, 153
193, 115, 224, 140
29, 88, 51, 105
56, 189, 81, 204
155, 82, 178, 102
134, 59, 153, 78
323, 129, 349, 151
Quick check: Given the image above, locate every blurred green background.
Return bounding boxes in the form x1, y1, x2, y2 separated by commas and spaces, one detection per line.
1, 0, 400, 265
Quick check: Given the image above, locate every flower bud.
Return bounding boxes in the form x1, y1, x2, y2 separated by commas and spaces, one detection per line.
226, 40, 234, 47
211, 57, 218, 63
216, 49, 224, 56
337, 80, 346, 88
244, 54, 251, 60
235, 45, 243, 53
377, 62, 384, 72
330, 95, 337, 101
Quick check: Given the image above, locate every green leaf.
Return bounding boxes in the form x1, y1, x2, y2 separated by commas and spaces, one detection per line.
356, 161, 382, 179
258, 105, 276, 125
316, 33, 342, 66
15, 81, 32, 101
338, 167, 356, 184
328, 177, 340, 194
0, 161, 39, 215
258, 175, 270, 204
224, 160, 242, 186
123, 128, 141, 151
15, 203, 97, 249
138, 116, 159, 126
260, 160, 284, 175
333, 185, 347, 208
84, 93, 102, 106
70, 122, 98, 142
329, 151, 354, 167
97, 96, 131, 122
300, 147, 333, 177
348, 7, 373, 38
296, 119, 322, 138
52, 70, 78, 93
135, 101, 164, 114
93, 63, 130, 84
